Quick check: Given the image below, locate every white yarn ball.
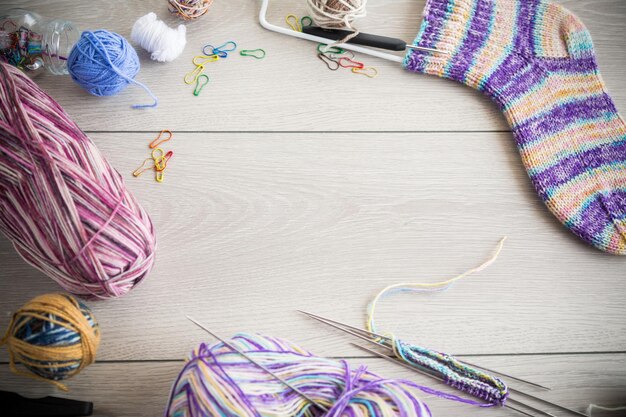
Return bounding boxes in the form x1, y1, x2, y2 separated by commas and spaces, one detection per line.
306, 0, 368, 30
131, 13, 186, 63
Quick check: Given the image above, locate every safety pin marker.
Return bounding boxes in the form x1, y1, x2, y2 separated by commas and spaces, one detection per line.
286, 14, 301, 32
317, 53, 339, 71
301, 16, 313, 29
352, 66, 378, 78
317, 44, 345, 55
338, 57, 365, 69
151, 147, 165, 161
149, 130, 172, 149
240, 49, 266, 59
192, 54, 219, 66
156, 170, 165, 183
155, 151, 174, 172
194, 74, 210, 96
184, 64, 205, 85
133, 158, 155, 177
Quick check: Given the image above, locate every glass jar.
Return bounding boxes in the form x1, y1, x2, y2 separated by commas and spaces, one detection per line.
0, 9, 80, 76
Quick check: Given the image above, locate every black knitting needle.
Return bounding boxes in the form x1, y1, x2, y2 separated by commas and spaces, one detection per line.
302, 26, 449, 54
186, 316, 329, 413
299, 310, 551, 391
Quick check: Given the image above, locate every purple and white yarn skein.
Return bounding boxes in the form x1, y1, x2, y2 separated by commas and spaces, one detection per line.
0, 62, 156, 299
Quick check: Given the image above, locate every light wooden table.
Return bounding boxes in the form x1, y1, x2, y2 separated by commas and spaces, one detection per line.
1, 0, 625, 416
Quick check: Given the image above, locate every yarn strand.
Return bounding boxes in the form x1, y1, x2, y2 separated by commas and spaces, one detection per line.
364, 238, 509, 407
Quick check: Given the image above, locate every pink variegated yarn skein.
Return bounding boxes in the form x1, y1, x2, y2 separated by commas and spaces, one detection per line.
0, 62, 156, 300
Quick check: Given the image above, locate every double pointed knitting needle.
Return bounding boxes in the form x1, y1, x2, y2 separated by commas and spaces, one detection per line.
302, 315, 552, 417
353, 343, 539, 417
299, 310, 551, 390
186, 316, 329, 413
300, 311, 594, 417
300, 312, 590, 417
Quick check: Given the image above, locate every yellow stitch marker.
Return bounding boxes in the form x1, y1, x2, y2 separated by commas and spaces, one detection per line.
156, 170, 165, 183
133, 158, 155, 177
192, 54, 219, 66
286, 14, 301, 32
184, 65, 205, 85
352, 66, 379, 78
151, 147, 165, 161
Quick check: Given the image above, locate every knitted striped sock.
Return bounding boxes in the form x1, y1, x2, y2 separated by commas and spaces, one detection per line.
405, 0, 626, 255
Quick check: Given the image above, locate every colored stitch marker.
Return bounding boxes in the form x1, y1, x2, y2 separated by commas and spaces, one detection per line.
240, 49, 266, 59
184, 64, 205, 84
192, 54, 219, 66
203, 41, 237, 58
317, 43, 344, 55
317, 53, 339, 71
338, 56, 365, 69
151, 147, 165, 161
352, 66, 378, 78
149, 129, 172, 149
300, 16, 313, 28
193, 74, 209, 96
285, 14, 301, 32
133, 158, 155, 177
155, 151, 174, 172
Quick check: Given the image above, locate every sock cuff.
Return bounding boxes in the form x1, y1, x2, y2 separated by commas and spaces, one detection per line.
404, 0, 508, 85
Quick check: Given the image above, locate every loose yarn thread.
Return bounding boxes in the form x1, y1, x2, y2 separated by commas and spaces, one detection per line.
0, 62, 156, 299
67, 30, 158, 108
131, 13, 186, 63
165, 333, 493, 417
168, 0, 214, 21
587, 404, 626, 415
307, 0, 367, 46
0, 294, 100, 391
365, 238, 510, 407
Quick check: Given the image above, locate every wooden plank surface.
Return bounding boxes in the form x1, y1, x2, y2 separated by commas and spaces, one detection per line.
2, 355, 625, 416
0, 0, 624, 132
1, 0, 626, 416
1, 133, 625, 360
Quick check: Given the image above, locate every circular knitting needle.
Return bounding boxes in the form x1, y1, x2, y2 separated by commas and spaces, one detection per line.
186, 316, 329, 413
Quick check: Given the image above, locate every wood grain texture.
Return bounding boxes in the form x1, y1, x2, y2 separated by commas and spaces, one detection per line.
1, 355, 625, 416
1, 1, 626, 415
0, 0, 624, 132
1, 133, 625, 360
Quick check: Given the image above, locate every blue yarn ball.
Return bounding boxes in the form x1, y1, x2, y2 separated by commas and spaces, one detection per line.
68, 30, 141, 97
13, 294, 99, 381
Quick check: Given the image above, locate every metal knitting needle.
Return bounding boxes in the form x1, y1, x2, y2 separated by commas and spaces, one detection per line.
300, 312, 587, 416
186, 316, 329, 413
353, 343, 544, 417
299, 310, 552, 391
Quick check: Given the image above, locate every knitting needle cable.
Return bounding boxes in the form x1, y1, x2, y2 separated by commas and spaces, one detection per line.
300, 310, 551, 391
186, 316, 330, 413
